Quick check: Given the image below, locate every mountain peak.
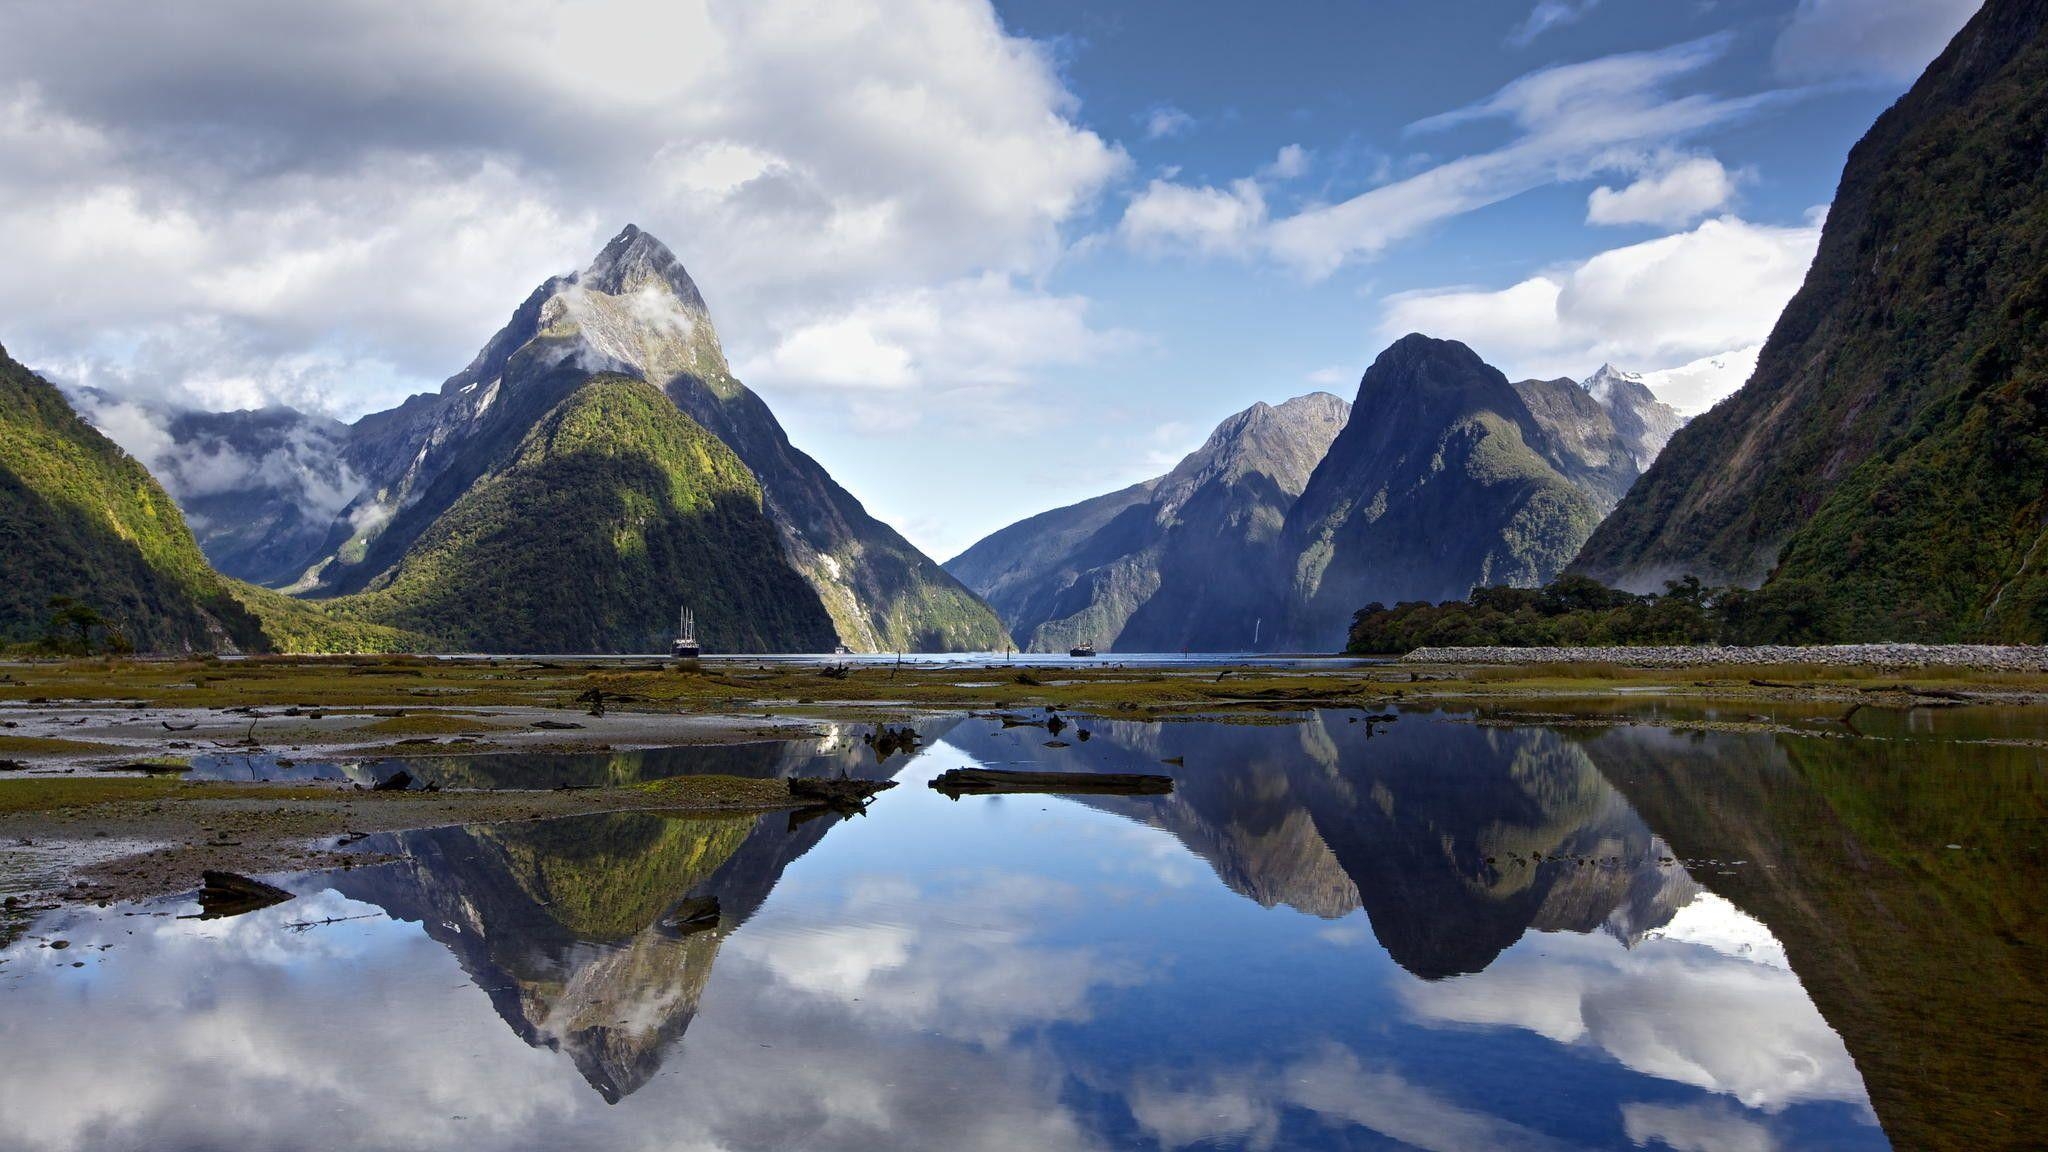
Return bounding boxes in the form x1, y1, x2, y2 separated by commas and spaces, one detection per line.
1581, 363, 1644, 404
580, 224, 709, 312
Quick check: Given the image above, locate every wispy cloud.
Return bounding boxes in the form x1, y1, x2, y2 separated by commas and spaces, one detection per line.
1508, 0, 1601, 48
1142, 104, 1196, 139
1119, 36, 1784, 279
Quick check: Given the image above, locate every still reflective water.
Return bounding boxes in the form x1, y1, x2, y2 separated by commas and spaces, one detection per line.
3, 709, 2044, 1151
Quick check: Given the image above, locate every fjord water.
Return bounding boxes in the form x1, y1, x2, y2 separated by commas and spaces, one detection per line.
4, 712, 2043, 1151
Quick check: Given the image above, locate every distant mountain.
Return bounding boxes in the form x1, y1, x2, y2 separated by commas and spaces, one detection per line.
1573, 0, 2048, 641
947, 392, 1349, 652
0, 343, 268, 652
1579, 364, 1685, 471
1275, 335, 1648, 650
330, 376, 837, 654
267, 225, 1006, 652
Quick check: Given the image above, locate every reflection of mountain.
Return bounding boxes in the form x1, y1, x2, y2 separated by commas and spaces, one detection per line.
1592, 725, 2048, 1152
944, 712, 1696, 978
328, 768, 897, 1100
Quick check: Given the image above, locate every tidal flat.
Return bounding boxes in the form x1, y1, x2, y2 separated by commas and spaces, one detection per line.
4, 651, 2047, 916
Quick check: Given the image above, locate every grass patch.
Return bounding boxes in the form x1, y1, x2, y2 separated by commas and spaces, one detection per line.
0, 734, 123, 756
632, 774, 798, 809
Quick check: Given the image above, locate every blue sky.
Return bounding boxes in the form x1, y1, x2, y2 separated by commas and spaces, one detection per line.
0, 0, 1981, 558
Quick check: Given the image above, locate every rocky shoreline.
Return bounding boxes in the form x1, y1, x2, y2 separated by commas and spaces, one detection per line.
1402, 644, 2048, 671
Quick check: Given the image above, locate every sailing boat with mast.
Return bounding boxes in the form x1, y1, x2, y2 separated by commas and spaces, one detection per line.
672, 606, 701, 659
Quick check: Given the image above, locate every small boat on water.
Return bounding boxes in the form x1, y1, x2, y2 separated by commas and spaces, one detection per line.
672, 606, 701, 659
1069, 641, 1096, 657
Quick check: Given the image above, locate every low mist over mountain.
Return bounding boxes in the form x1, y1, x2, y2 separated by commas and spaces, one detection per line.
62, 390, 359, 589
948, 393, 1348, 652
1575, 0, 2048, 641
0, 345, 267, 652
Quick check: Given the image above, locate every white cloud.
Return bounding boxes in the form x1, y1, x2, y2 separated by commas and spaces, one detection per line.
1144, 104, 1197, 139
1588, 156, 1739, 227
1119, 178, 1268, 257
1378, 213, 1820, 387
0, 0, 1128, 419
1261, 144, 1312, 181
741, 273, 1133, 399
1621, 1100, 1777, 1152
1400, 901, 1869, 1114
1119, 37, 1776, 279
1305, 365, 1352, 387
1509, 1, 1601, 48
1773, 0, 1983, 85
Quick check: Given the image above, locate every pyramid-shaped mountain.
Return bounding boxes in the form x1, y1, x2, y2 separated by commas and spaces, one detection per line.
297, 225, 1007, 652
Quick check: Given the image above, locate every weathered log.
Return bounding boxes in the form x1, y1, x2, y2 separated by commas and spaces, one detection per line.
930, 768, 1174, 798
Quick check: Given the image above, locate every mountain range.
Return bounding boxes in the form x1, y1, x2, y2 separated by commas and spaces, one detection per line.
21, 227, 1008, 654
8, 0, 2044, 654
949, 342, 1683, 652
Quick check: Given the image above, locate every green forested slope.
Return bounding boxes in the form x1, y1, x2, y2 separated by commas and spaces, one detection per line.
1574, 0, 2048, 640
0, 343, 267, 653
333, 376, 838, 653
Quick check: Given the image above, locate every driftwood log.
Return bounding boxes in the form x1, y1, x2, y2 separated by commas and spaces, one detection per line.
929, 768, 1174, 798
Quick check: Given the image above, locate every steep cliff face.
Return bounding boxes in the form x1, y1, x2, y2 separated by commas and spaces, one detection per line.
302, 225, 1006, 652
0, 344, 267, 652
1276, 336, 1625, 651
1573, 0, 2048, 640
947, 393, 1349, 652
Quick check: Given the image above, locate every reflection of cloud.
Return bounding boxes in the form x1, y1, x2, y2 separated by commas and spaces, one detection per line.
0, 885, 1116, 1152
1400, 907, 1865, 1112
1288, 1045, 1573, 1152
1130, 1070, 1280, 1150
1132, 1046, 1572, 1152
1621, 1099, 1776, 1152
729, 867, 1144, 1048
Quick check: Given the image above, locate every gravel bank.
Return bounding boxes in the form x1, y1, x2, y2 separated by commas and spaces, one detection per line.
1401, 644, 2048, 671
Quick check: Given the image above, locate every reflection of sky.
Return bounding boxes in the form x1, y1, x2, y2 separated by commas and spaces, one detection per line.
0, 724, 1884, 1151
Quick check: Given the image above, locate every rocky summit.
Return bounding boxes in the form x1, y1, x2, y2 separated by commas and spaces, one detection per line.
1274, 335, 1652, 651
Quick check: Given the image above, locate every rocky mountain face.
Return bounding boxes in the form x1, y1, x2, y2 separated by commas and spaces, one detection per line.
953, 338, 1683, 654
1579, 364, 1685, 470
947, 392, 1349, 652
257, 225, 1003, 652
0, 344, 267, 652
1275, 335, 1647, 650
1573, 0, 2048, 640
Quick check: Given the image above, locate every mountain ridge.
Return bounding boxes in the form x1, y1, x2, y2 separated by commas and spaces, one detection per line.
1572, 0, 2048, 641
